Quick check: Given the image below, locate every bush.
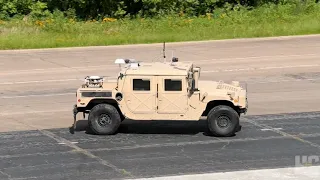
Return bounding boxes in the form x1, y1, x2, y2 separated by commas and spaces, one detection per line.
2, 0, 319, 20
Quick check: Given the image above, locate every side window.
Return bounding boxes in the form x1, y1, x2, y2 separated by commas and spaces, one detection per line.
133, 79, 150, 91
165, 79, 182, 91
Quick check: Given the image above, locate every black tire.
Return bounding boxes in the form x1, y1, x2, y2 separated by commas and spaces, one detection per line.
88, 104, 121, 135
207, 105, 239, 137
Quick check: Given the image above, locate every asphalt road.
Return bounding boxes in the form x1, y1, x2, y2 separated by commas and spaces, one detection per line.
1, 35, 320, 179
1, 113, 320, 180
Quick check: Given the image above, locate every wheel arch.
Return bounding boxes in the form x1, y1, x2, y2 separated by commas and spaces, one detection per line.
86, 98, 125, 120
201, 100, 240, 116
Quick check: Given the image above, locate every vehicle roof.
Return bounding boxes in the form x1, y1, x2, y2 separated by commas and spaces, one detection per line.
120, 61, 193, 76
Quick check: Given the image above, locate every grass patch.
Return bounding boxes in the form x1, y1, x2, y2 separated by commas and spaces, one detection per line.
1, 3, 320, 50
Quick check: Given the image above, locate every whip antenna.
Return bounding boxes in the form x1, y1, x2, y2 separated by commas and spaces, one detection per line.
163, 42, 166, 62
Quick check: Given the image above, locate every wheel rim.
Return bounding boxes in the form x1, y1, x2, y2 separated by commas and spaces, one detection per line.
98, 113, 111, 127
216, 115, 231, 128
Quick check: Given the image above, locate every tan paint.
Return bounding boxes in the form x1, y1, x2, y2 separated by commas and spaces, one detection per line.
75, 60, 248, 121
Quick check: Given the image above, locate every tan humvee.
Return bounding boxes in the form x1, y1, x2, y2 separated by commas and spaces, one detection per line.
72, 57, 248, 137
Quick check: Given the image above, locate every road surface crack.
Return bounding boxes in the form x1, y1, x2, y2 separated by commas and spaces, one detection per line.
5, 117, 135, 179
221, 141, 230, 150
42, 129, 134, 175
246, 119, 320, 150
0, 169, 12, 179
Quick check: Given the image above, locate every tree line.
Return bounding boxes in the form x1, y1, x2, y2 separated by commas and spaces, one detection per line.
0, 0, 317, 20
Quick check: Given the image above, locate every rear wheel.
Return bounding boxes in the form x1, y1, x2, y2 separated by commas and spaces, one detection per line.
88, 104, 121, 135
207, 105, 239, 137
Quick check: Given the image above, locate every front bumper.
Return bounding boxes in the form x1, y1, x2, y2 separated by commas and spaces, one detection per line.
239, 107, 248, 115
239, 95, 248, 115
239, 98, 248, 114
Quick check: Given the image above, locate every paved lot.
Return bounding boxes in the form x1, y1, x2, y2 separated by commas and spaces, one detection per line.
1, 35, 320, 179
1, 112, 320, 179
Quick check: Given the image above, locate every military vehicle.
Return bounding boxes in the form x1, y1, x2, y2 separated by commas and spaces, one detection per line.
72, 45, 248, 137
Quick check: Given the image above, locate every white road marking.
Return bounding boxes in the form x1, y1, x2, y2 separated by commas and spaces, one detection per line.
0, 109, 70, 116
1, 53, 319, 76
131, 166, 320, 180
196, 53, 319, 64
201, 64, 319, 73
58, 142, 78, 145
261, 128, 283, 131
0, 79, 81, 85
261, 64, 319, 69
250, 78, 320, 84
0, 93, 74, 99
0, 65, 118, 75
0, 77, 117, 85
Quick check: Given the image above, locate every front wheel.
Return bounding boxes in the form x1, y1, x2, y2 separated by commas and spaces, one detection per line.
88, 104, 121, 135
207, 105, 239, 137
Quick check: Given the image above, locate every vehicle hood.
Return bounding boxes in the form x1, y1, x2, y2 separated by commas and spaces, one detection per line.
198, 80, 219, 92
198, 80, 243, 100
198, 80, 247, 109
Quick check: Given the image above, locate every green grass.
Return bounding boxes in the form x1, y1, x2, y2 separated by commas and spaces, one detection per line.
1, 3, 320, 50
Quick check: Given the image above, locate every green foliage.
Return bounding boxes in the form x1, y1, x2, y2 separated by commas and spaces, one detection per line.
1, 0, 319, 49
1, 0, 319, 20
1, 1, 320, 49
0, 0, 51, 20
29, 1, 52, 19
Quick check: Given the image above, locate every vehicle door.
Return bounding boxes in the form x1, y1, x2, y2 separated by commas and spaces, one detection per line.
124, 76, 157, 114
157, 76, 189, 114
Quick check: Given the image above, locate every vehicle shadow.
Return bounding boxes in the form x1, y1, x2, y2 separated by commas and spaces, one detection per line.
68, 119, 228, 137
119, 119, 211, 135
